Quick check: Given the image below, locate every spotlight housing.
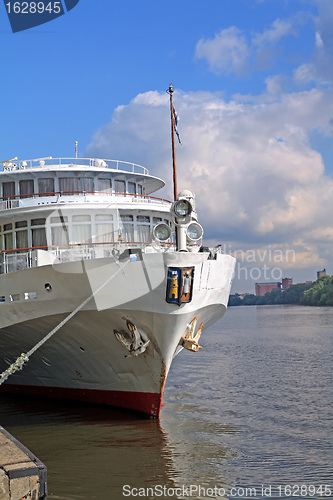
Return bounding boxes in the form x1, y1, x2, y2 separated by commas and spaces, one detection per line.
186, 222, 203, 242
153, 223, 171, 242
172, 199, 192, 218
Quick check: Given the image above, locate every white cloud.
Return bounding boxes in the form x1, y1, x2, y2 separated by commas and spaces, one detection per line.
293, 63, 318, 84
195, 15, 302, 75
315, 31, 324, 48
252, 18, 297, 46
195, 27, 250, 75
86, 86, 333, 279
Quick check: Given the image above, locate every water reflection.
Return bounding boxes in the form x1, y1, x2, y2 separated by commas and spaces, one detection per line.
0, 394, 173, 499
0, 394, 233, 499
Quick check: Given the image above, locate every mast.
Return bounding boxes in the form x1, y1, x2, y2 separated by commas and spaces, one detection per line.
167, 83, 178, 201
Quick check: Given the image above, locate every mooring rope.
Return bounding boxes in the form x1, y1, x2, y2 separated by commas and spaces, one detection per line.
0, 258, 130, 385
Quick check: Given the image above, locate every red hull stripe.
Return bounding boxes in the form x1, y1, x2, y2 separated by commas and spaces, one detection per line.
1, 384, 163, 418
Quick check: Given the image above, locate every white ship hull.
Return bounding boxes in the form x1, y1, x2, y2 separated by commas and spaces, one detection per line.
0, 251, 235, 417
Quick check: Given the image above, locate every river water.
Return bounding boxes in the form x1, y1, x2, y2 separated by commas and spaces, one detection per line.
0, 305, 332, 499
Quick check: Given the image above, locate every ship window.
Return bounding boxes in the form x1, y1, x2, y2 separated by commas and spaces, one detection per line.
51, 226, 69, 246
128, 182, 136, 194
95, 220, 114, 244
51, 216, 69, 246
15, 221, 27, 228
120, 215, 134, 242
51, 216, 68, 223
3, 224, 13, 251
72, 217, 92, 244
24, 292, 37, 300
137, 216, 150, 223
31, 218, 46, 226
31, 217, 47, 248
115, 180, 125, 193
19, 179, 34, 198
4, 233, 13, 250
59, 177, 94, 193
38, 178, 54, 195
59, 177, 79, 193
137, 225, 150, 243
73, 215, 91, 222
81, 177, 94, 192
97, 178, 111, 193
137, 216, 150, 243
0, 296, 5, 302
16, 229, 28, 249
95, 214, 113, 221
72, 225, 92, 244
32, 227, 47, 248
138, 184, 143, 196
2, 182, 15, 199
153, 217, 162, 223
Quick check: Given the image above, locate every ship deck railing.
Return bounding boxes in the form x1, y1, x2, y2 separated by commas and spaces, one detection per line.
0, 191, 172, 210
2, 158, 149, 175
0, 241, 176, 274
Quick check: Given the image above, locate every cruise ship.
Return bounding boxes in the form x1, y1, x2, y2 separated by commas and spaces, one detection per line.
0, 152, 235, 417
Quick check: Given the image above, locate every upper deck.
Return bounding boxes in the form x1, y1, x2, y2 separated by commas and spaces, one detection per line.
0, 157, 167, 213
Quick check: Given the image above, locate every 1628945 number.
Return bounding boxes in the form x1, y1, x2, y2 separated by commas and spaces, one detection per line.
5, 2, 62, 14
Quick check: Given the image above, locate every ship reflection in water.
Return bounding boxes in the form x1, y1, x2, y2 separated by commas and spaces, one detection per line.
1, 305, 332, 500
0, 393, 233, 499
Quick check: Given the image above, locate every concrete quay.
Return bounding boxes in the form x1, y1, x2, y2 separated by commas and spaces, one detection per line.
0, 426, 47, 500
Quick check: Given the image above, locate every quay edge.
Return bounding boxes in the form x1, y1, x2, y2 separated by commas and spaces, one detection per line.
0, 426, 47, 500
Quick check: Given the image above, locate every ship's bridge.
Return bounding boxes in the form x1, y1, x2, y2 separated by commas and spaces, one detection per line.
0, 157, 167, 211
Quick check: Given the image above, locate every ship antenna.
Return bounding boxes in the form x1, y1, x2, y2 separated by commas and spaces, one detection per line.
167, 84, 178, 201
75, 141, 78, 159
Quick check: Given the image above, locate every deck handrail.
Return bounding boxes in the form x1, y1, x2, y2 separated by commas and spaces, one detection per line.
1, 158, 150, 175
0, 191, 172, 206
1, 240, 175, 255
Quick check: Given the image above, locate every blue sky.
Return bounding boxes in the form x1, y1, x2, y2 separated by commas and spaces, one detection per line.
1, 0, 333, 291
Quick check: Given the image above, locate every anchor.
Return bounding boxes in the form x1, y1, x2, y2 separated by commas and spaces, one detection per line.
114, 319, 150, 357
180, 316, 204, 352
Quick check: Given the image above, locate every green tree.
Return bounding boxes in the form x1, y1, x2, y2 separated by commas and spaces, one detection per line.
301, 275, 333, 306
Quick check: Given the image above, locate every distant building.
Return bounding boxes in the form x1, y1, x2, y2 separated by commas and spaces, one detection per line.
281, 278, 293, 290
317, 269, 326, 279
255, 282, 281, 296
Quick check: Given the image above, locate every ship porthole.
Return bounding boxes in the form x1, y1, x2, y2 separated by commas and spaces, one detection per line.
45, 283, 52, 292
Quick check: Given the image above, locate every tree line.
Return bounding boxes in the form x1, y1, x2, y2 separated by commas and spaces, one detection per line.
229, 275, 333, 307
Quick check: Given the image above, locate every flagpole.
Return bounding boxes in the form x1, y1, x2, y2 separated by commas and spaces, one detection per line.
167, 83, 178, 201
